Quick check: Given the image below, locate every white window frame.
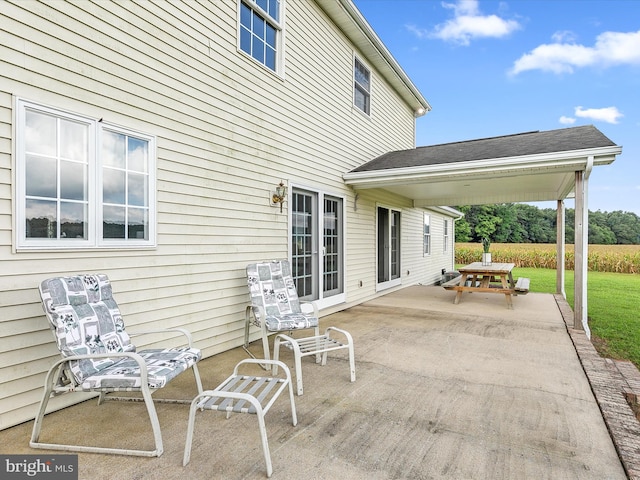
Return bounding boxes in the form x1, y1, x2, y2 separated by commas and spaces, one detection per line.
15, 99, 156, 250
238, 0, 284, 75
289, 184, 346, 310
423, 213, 431, 256
443, 219, 449, 253
353, 57, 371, 116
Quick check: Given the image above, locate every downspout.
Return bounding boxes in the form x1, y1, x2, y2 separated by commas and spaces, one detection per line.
452, 212, 464, 271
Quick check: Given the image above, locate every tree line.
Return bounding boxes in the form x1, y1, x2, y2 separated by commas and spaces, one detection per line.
454, 204, 640, 245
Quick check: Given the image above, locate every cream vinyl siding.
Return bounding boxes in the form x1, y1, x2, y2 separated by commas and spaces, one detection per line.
0, 0, 448, 429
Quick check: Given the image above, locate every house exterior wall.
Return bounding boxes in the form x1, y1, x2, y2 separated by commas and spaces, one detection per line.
0, 0, 456, 429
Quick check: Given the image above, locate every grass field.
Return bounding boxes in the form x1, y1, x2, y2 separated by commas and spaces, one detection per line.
455, 243, 640, 368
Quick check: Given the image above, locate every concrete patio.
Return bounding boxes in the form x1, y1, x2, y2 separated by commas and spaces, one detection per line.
0, 286, 634, 479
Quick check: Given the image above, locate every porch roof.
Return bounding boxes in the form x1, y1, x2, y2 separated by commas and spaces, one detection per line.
343, 125, 622, 207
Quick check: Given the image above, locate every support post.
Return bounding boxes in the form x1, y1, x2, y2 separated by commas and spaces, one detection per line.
574, 160, 592, 335
556, 200, 565, 298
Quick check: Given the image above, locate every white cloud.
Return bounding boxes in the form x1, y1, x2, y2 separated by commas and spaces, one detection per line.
551, 30, 577, 43
410, 0, 521, 46
511, 30, 640, 75
574, 106, 623, 124
559, 116, 576, 125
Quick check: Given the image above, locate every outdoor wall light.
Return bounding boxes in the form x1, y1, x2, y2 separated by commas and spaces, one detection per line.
271, 180, 287, 213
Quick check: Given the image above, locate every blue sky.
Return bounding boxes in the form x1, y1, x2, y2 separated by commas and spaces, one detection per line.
352, 0, 640, 215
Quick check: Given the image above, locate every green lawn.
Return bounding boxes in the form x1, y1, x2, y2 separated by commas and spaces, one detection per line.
511, 267, 640, 367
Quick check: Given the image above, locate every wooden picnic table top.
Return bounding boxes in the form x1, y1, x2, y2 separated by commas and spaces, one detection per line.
458, 262, 515, 274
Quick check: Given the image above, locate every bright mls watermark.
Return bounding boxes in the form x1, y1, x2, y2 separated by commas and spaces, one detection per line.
1, 455, 78, 479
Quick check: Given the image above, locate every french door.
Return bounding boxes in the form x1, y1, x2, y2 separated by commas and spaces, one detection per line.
291, 188, 344, 307
377, 206, 401, 290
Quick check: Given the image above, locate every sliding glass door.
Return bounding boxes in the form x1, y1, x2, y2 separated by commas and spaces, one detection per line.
377, 206, 401, 290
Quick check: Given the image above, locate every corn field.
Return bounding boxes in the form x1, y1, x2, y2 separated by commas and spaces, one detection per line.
456, 243, 640, 274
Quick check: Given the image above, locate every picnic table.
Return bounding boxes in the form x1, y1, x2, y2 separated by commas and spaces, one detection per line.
442, 262, 530, 309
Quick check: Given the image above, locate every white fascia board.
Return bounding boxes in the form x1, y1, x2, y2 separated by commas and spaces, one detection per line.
343, 145, 622, 188
425, 206, 464, 218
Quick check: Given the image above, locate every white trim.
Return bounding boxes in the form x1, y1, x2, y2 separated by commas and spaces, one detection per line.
353, 55, 371, 117
289, 182, 347, 309
15, 98, 157, 250
237, 0, 286, 78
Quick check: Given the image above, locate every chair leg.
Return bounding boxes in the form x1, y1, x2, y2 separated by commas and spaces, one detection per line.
183, 395, 201, 466
192, 363, 204, 394
31, 362, 164, 457
313, 326, 321, 363
30, 364, 60, 449
261, 321, 271, 362
348, 338, 356, 382
273, 334, 304, 396
243, 306, 253, 354
286, 371, 298, 427
256, 413, 273, 478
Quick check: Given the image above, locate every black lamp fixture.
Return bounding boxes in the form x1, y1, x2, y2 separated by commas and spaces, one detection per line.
271, 180, 287, 213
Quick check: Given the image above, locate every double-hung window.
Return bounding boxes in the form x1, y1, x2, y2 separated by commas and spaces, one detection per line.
16, 99, 156, 249
354, 57, 371, 115
423, 213, 431, 255
443, 219, 449, 253
239, 0, 282, 72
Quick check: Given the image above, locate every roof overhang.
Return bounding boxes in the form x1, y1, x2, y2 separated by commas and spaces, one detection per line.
344, 145, 622, 207
315, 0, 431, 117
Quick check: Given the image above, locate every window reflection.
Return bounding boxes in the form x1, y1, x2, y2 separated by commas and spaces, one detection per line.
25, 155, 57, 198
103, 205, 126, 238
25, 110, 56, 156
128, 137, 148, 172
103, 168, 126, 204
20, 101, 153, 246
60, 119, 88, 161
128, 172, 147, 206
60, 202, 87, 239
103, 130, 126, 168
60, 160, 86, 201
25, 199, 57, 238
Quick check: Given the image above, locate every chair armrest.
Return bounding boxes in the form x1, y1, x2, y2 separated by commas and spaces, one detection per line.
128, 327, 195, 347
300, 301, 319, 317
324, 326, 354, 344
50, 351, 150, 387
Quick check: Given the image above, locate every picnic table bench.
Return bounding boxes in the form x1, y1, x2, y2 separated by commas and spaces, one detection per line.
442, 262, 529, 309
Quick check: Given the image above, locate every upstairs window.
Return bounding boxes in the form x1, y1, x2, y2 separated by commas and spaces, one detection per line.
16, 99, 156, 249
354, 57, 371, 115
239, 0, 282, 72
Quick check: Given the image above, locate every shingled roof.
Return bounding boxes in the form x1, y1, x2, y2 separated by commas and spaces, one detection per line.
350, 125, 617, 173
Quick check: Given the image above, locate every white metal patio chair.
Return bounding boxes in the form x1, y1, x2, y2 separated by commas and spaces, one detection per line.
244, 260, 320, 363
244, 260, 355, 395
30, 274, 203, 457
183, 358, 297, 478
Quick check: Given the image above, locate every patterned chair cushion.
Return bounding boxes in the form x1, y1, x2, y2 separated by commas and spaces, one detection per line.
39, 274, 201, 388
79, 347, 201, 390
246, 260, 319, 331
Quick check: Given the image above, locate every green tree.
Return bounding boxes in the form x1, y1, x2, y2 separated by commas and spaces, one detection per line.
454, 204, 640, 245
606, 211, 640, 244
